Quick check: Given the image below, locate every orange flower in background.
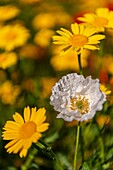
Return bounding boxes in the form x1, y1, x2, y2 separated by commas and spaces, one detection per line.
0, 5, 20, 22
96, 115, 110, 127
2, 107, 49, 157
0, 52, 17, 69
0, 24, 30, 51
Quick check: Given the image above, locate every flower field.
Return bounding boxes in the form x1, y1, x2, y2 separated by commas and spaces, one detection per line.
0, 0, 113, 170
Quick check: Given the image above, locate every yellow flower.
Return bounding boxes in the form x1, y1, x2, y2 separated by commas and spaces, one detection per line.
0, 81, 20, 105
0, 5, 20, 22
2, 107, 49, 158
34, 29, 54, 47
53, 23, 105, 54
0, 52, 17, 69
79, 0, 106, 11
0, 24, 30, 51
100, 84, 111, 95
78, 8, 113, 32
50, 46, 89, 71
32, 13, 55, 29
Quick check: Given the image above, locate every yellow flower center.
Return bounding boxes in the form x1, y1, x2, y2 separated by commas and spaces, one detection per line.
20, 121, 36, 139
6, 31, 17, 41
93, 17, 108, 27
70, 96, 89, 114
69, 34, 88, 47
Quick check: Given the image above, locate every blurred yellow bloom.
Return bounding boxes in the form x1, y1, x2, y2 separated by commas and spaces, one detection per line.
50, 47, 89, 71
0, 81, 20, 105
19, 44, 42, 59
32, 11, 72, 30
78, 8, 113, 32
34, 29, 54, 47
0, 52, 17, 69
0, 24, 30, 51
0, 5, 20, 22
79, 0, 106, 11
53, 23, 105, 54
2, 107, 49, 157
100, 84, 111, 95
41, 77, 57, 98
96, 115, 110, 127
32, 13, 55, 29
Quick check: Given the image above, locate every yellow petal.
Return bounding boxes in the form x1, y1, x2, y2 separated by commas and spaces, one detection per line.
5, 139, 19, 149
3, 121, 21, 130
60, 28, 72, 36
30, 107, 37, 121
19, 148, 28, 158
24, 106, 30, 122
13, 113, 24, 125
37, 123, 49, 132
84, 44, 99, 50
71, 23, 79, 34
56, 30, 71, 38
88, 34, 105, 42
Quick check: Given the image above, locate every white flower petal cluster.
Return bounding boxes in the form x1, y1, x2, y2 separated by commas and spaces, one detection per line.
50, 73, 106, 122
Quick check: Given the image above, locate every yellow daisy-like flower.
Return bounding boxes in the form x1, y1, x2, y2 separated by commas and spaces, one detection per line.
2, 107, 49, 158
0, 52, 17, 69
78, 8, 113, 32
53, 23, 105, 54
0, 5, 20, 22
0, 24, 30, 51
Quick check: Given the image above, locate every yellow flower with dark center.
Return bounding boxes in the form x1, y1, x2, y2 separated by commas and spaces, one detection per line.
53, 23, 105, 54
78, 8, 113, 32
0, 5, 20, 22
2, 107, 49, 157
0, 24, 30, 51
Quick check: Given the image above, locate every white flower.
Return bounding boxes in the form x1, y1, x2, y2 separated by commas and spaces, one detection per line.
50, 73, 106, 122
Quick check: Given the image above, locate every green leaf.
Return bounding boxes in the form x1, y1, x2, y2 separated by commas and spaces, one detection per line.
82, 162, 91, 170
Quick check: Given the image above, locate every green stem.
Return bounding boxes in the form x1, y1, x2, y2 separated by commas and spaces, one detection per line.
98, 136, 105, 163
33, 142, 64, 170
21, 147, 38, 170
78, 53, 83, 75
74, 123, 80, 170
